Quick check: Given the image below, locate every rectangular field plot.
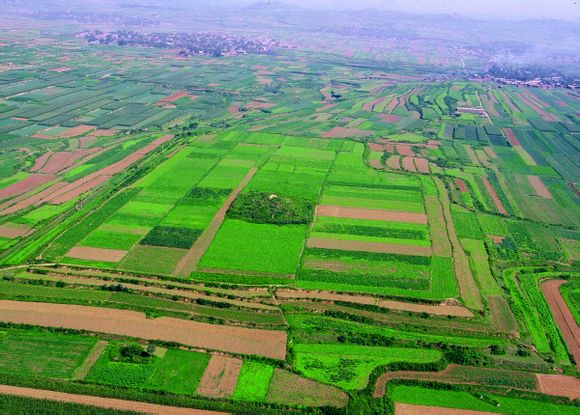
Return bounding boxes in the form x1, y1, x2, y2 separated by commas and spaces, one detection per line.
320, 184, 425, 213
392, 385, 579, 415
199, 219, 308, 275
145, 349, 210, 395
119, 245, 188, 275
78, 229, 143, 251
0, 330, 97, 379
294, 344, 441, 390
233, 361, 275, 402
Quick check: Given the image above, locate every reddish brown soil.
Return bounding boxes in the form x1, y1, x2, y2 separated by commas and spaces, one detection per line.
316, 205, 428, 224
455, 179, 468, 193
386, 155, 401, 170
89, 129, 118, 137
316, 103, 338, 112
50, 175, 111, 204
307, 237, 431, 256
517, 92, 558, 121
197, 355, 243, 398
0, 183, 68, 216
385, 144, 394, 153
158, 91, 190, 104
503, 128, 521, 145
174, 168, 257, 277
401, 157, 417, 172
489, 235, 505, 244
527, 175, 552, 199
61, 125, 95, 138
322, 127, 372, 138
31, 152, 52, 172
38, 148, 101, 175
0, 384, 228, 415
480, 94, 500, 117
483, 147, 497, 159
380, 114, 401, 123
362, 97, 386, 112
396, 403, 495, 415
67, 246, 128, 262
0, 301, 287, 359
276, 290, 473, 318
0, 174, 54, 201
395, 145, 414, 157
413, 158, 430, 174
0, 224, 33, 238
536, 374, 580, 399
481, 177, 508, 215
541, 280, 580, 371
368, 143, 384, 152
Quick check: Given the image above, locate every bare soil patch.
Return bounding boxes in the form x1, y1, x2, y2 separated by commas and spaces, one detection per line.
386, 155, 401, 170
308, 237, 431, 256
541, 279, 580, 370
31, 152, 52, 172
483, 147, 497, 159
0, 384, 227, 415
317, 205, 428, 224
61, 125, 96, 138
0, 301, 287, 359
0, 183, 68, 216
0, 223, 33, 238
197, 355, 243, 398
0, 174, 54, 201
503, 128, 521, 146
455, 179, 468, 193
536, 374, 580, 399
396, 403, 495, 415
413, 158, 430, 174
481, 177, 507, 215
401, 157, 417, 172
527, 175, 552, 199
67, 246, 128, 262
380, 114, 401, 123
395, 145, 414, 157
369, 159, 382, 169
322, 127, 372, 139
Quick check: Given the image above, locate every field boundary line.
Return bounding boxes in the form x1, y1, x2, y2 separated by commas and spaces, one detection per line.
173, 167, 257, 277
0, 384, 229, 415
72, 340, 108, 380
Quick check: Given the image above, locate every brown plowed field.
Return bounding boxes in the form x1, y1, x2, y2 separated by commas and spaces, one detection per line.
0, 223, 33, 238
0, 182, 68, 216
481, 177, 507, 215
536, 374, 580, 399
395, 145, 414, 156
50, 174, 111, 204
396, 403, 495, 415
503, 128, 521, 145
197, 355, 243, 398
31, 152, 52, 172
174, 168, 257, 277
67, 246, 128, 262
541, 280, 580, 371
401, 157, 417, 172
527, 175, 552, 199
386, 155, 401, 170
483, 147, 497, 159
369, 159, 382, 169
0, 174, 54, 201
307, 237, 431, 256
317, 205, 428, 224
0, 301, 287, 359
276, 290, 473, 318
455, 179, 468, 192
38, 148, 101, 175
413, 157, 430, 174
0, 384, 228, 415
322, 127, 372, 138
381, 114, 401, 123
61, 125, 95, 138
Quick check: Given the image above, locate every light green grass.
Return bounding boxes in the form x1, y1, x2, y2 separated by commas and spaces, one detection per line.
200, 220, 308, 274
233, 361, 275, 402
145, 349, 210, 395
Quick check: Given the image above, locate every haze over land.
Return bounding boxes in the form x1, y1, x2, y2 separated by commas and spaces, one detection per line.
0, 1, 578, 415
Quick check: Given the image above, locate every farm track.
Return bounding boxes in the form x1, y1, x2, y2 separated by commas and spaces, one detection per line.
174, 167, 257, 277
73, 340, 108, 380
541, 279, 580, 371
434, 178, 482, 311
0, 300, 287, 359
306, 237, 432, 256
316, 205, 428, 224
22, 271, 276, 310
275, 289, 473, 317
0, 384, 228, 415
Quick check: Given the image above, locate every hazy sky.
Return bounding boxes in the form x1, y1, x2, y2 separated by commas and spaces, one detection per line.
274, 0, 579, 20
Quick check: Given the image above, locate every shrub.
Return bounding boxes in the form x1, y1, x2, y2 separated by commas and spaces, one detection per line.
140, 226, 201, 249
227, 192, 314, 225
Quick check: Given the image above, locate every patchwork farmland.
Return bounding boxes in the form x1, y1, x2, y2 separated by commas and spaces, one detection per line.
0, 4, 578, 415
